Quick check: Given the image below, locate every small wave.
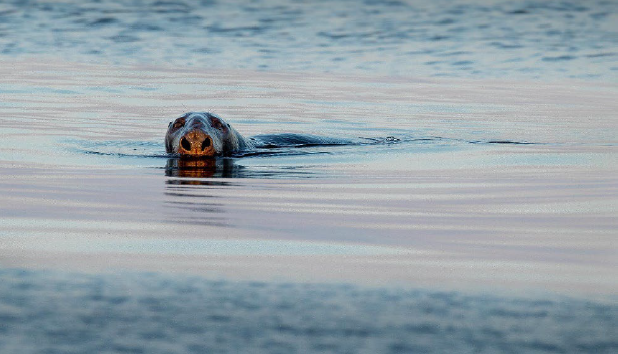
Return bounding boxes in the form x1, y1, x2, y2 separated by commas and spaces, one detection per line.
67, 135, 538, 163
452, 60, 474, 66
80, 150, 169, 159
89, 17, 117, 26
207, 25, 267, 35
586, 52, 616, 58
151, 1, 191, 13
470, 140, 536, 145
66, 139, 167, 158
489, 42, 524, 50
542, 55, 577, 62
109, 34, 140, 43
507, 9, 530, 15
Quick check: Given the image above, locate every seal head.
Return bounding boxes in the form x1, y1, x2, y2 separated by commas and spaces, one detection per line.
165, 112, 251, 157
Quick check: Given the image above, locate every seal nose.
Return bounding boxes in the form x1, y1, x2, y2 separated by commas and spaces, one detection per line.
179, 130, 213, 155
181, 137, 192, 151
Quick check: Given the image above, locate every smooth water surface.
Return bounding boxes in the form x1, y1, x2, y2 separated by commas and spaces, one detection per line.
1, 59, 616, 295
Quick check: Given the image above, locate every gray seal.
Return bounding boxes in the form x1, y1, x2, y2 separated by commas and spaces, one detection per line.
165, 112, 253, 157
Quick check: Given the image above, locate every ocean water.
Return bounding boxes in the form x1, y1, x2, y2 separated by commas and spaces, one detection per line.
1, 268, 616, 354
1, 1, 617, 353
0, 0, 617, 79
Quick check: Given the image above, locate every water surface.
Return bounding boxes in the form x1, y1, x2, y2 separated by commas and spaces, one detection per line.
1, 60, 616, 296
1, 0, 617, 79
1, 0, 617, 352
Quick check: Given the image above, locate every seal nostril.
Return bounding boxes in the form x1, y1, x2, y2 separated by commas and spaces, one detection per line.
201, 138, 211, 150
181, 137, 192, 151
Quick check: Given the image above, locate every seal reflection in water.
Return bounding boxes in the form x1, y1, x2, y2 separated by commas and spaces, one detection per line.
165, 112, 253, 157
165, 158, 242, 179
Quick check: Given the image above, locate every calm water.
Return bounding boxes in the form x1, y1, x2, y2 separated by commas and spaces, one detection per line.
1, 1, 617, 353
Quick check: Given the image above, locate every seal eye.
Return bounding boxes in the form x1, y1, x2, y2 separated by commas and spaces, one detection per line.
210, 117, 222, 129
210, 116, 228, 132
173, 119, 185, 129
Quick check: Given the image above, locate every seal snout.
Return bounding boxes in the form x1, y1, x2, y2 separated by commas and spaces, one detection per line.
178, 129, 214, 156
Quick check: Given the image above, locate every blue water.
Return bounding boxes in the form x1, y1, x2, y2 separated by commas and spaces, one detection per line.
0, 0, 617, 79
1, 269, 616, 354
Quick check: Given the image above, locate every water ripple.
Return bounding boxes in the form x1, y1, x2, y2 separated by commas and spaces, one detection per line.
0, 0, 615, 79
